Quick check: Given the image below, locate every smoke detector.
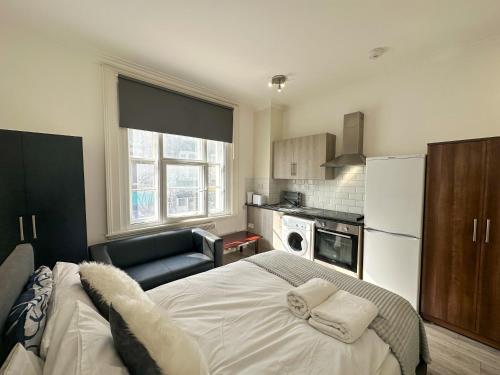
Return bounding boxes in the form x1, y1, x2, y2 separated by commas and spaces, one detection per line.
369, 47, 388, 60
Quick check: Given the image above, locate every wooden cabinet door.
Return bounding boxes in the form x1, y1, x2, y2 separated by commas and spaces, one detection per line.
273, 140, 285, 179
0, 130, 27, 264
296, 135, 315, 179
23, 132, 88, 267
294, 134, 336, 180
272, 210, 285, 250
292, 136, 306, 179
247, 206, 273, 251
273, 134, 335, 180
273, 139, 293, 179
476, 137, 500, 344
306, 134, 335, 179
421, 140, 486, 331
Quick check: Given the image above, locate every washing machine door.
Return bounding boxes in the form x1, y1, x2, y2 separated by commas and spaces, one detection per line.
285, 230, 308, 257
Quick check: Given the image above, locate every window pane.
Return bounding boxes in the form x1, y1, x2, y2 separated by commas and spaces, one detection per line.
208, 187, 225, 214
166, 165, 204, 217
208, 164, 225, 214
163, 134, 203, 160
130, 190, 158, 223
130, 162, 156, 189
208, 165, 222, 187
129, 129, 156, 159
207, 140, 225, 163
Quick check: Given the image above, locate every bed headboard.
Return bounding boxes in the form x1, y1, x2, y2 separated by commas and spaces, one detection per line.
0, 244, 34, 335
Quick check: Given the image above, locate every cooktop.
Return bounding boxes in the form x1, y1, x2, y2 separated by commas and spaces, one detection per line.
258, 203, 364, 225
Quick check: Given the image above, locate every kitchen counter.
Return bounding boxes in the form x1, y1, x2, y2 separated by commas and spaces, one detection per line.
245, 203, 364, 226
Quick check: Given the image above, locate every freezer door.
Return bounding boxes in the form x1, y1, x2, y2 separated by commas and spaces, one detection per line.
364, 155, 425, 237
363, 229, 422, 310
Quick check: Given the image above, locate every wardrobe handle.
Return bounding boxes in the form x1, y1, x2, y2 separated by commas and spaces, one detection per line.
485, 219, 491, 244
32, 215, 38, 239
472, 218, 477, 242
19, 217, 25, 242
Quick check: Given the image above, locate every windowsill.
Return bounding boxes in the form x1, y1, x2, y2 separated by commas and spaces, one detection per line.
105, 213, 234, 240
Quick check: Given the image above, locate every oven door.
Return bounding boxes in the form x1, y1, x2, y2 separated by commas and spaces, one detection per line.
314, 228, 358, 273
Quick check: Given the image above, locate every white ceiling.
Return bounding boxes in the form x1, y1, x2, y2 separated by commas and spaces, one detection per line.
2, 0, 500, 108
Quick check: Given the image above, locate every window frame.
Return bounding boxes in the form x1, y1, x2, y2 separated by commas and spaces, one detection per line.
102, 63, 239, 239
125, 130, 232, 230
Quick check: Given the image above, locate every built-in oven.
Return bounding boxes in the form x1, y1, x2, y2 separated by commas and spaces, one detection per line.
314, 219, 363, 278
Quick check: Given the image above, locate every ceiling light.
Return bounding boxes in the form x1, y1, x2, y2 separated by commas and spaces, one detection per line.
269, 75, 287, 92
369, 47, 387, 60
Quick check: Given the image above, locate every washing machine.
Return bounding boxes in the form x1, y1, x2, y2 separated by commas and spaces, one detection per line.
281, 215, 315, 260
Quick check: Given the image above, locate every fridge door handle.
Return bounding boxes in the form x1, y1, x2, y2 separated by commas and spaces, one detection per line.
19, 216, 24, 242
473, 218, 478, 242
32, 215, 38, 240
485, 219, 491, 244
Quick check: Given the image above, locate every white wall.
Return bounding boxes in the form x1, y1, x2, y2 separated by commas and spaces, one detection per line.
250, 106, 285, 204
0, 24, 254, 243
253, 108, 272, 179
283, 37, 500, 156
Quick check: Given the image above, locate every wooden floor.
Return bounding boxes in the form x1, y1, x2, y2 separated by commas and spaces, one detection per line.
425, 323, 500, 375
223, 244, 258, 265
223, 251, 500, 374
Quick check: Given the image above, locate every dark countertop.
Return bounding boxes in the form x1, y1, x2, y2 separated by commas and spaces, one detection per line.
246, 203, 364, 226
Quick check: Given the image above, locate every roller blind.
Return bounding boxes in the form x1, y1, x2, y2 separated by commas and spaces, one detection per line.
118, 75, 233, 143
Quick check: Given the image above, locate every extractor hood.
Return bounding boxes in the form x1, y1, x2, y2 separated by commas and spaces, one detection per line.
321, 112, 365, 167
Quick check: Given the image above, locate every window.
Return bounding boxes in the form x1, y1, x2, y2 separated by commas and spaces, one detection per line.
128, 130, 230, 225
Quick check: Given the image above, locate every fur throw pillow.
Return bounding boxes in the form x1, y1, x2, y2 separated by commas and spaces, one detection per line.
79, 262, 147, 318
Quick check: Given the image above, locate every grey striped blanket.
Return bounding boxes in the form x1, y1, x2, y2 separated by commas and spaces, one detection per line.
244, 251, 430, 375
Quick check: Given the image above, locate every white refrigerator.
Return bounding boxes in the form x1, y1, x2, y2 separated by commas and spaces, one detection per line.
363, 155, 426, 309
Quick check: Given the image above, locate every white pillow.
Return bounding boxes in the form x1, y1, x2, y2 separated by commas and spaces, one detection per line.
43, 301, 128, 375
0, 343, 43, 375
110, 296, 208, 375
40, 262, 97, 359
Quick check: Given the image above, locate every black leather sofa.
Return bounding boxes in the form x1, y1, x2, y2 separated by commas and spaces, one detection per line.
89, 228, 223, 290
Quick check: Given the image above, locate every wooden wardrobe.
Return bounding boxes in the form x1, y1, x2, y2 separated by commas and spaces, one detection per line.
0, 130, 88, 268
421, 136, 499, 349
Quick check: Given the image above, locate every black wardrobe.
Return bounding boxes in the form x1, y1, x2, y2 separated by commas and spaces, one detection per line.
0, 130, 88, 267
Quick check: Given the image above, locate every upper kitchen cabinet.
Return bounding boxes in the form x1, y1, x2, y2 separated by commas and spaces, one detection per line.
273, 133, 335, 180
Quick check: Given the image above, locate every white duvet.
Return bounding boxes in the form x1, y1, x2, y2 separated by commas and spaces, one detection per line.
147, 261, 400, 375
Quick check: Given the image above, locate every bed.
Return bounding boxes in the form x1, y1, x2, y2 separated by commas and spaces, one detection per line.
0, 245, 429, 375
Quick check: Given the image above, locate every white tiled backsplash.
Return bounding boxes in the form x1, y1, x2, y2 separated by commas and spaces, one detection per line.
247, 166, 365, 214
246, 177, 285, 204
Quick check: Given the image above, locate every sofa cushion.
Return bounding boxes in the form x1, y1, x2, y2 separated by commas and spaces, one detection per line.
124, 252, 213, 290
105, 229, 194, 268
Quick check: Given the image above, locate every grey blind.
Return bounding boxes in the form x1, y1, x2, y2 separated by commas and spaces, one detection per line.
118, 75, 233, 143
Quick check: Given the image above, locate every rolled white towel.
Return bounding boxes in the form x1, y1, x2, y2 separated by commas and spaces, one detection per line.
286, 278, 338, 319
309, 290, 378, 343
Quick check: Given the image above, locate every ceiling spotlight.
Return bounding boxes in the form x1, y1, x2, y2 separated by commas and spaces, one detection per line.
369, 47, 388, 60
269, 75, 287, 92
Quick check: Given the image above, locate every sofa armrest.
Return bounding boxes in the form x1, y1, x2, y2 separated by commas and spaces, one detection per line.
88, 244, 113, 265
192, 228, 223, 267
